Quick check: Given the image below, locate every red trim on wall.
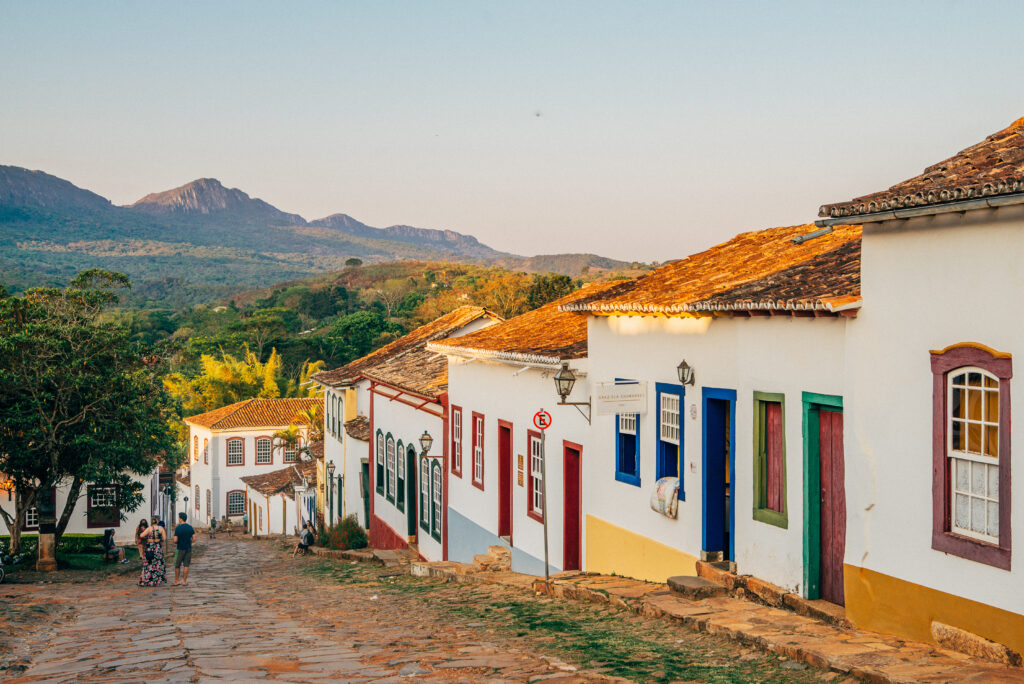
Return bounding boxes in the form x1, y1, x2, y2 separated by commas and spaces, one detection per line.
471, 411, 485, 491
526, 429, 544, 524
226, 437, 245, 467
254, 435, 274, 465
369, 381, 376, 526
930, 344, 1012, 570
369, 384, 445, 418
441, 393, 450, 561
369, 513, 409, 550
450, 404, 463, 478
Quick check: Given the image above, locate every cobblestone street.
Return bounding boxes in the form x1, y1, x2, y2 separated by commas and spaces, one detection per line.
0, 536, 842, 683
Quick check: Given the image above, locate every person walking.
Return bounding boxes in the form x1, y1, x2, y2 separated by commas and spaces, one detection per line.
138, 516, 166, 587
172, 512, 195, 586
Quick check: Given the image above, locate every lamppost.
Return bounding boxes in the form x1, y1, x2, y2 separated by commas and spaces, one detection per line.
326, 460, 336, 526
553, 363, 592, 424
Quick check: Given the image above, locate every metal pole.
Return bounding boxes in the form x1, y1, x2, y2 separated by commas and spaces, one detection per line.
541, 429, 549, 580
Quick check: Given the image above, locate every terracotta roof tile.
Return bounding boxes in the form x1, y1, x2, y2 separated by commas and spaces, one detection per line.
310, 306, 501, 389
820, 116, 1024, 218
240, 460, 316, 498
344, 416, 370, 442
688, 238, 861, 314
428, 282, 621, 365
185, 397, 320, 431
561, 224, 862, 316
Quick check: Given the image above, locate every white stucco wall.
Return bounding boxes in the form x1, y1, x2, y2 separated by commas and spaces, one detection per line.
446, 357, 591, 575
587, 312, 847, 591
846, 206, 1024, 614
244, 486, 299, 536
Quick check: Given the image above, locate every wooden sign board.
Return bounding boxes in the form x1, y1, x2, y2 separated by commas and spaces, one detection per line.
595, 380, 647, 416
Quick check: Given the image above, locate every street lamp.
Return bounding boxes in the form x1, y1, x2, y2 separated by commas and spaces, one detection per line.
419, 430, 433, 456
552, 362, 591, 424
677, 360, 695, 386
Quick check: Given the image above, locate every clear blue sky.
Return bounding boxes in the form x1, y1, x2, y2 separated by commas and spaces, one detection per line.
2, 1, 1022, 262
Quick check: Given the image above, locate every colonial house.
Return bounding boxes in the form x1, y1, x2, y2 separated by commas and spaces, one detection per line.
311, 306, 500, 559
428, 284, 616, 575
560, 223, 861, 589
241, 459, 317, 536
183, 397, 319, 527
815, 116, 1024, 654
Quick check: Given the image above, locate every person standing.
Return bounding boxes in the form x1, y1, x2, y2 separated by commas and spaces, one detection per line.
172, 512, 195, 586
138, 516, 166, 587
134, 519, 149, 559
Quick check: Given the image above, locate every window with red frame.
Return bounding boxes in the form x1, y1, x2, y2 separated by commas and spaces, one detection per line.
227, 438, 244, 466
256, 437, 272, 464
203, 438, 209, 464
194, 435, 199, 462
451, 406, 463, 476
226, 490, 245, 516
87, 484, 119, 528
472, 412, 484, 488
195, 485, 200, 510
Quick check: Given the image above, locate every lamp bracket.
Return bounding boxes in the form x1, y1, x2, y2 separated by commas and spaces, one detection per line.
556, 399, 592, 425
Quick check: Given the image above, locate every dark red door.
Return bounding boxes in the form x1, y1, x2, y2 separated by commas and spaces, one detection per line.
498, 422, 513, 541
819, 409, 846, 605
563, 443, 582, 571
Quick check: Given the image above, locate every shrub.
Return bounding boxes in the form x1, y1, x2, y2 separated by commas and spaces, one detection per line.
317, 515, 368, 550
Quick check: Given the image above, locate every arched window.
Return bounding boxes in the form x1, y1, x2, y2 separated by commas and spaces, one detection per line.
376, 431, 385, 494
931, 343, 1011, 570
227, 438, 244, 466
396, 440, 406, 511
420, 457, 430, 532
194, 435, 199, 462
431, 461, 442, 541
330, 395, 336, 436
256, 437, 273, 464
203, 438, 209, 464
195, 485, 200, 510
226, 490, 246, 516
386, 435, 397, 503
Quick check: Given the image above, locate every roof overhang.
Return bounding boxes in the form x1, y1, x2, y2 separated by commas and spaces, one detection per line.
426, 341, 566, 369
816, 192, 1024, 227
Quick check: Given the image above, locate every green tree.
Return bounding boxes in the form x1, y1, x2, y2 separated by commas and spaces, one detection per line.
0, 270, 180, 557
526, 274, 579, 309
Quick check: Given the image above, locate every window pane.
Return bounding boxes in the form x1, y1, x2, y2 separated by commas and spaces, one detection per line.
967, 389, 982, 421
971, 461, 986, 495
954, 494, 970, 528
955, 458, 969, 491
984, 375, 998, 388
987, 501, 1000, 537
985, 390, 999, 422
987, 465, 999, 500
952, 373, 965, 386
967, 422, 981, 454
952, 388, 963, 419
968, 372, 982, 386
984, 425, 999, 458
951, 420, 964, 451
971, 497, 986, 534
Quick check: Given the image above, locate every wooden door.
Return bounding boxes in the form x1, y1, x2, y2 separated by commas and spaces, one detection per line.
563, 443, 582, 571
819, 409, 846, 605
406, 447, 418, 537
498, 422, 513, 541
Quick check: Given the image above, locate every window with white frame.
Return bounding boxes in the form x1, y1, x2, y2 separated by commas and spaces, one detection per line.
386, 436, 397, 502
420, 456, 430, 531
529, 432, 544, 518
452, 407, 463, 475
90, 486, 116, 509
203, 438, 209, 464
431, 461, 442, 540
227, 438, 243, 465
256, 437, 273, 464
376, 432, 385, 494
227, 491, 245, 516
472, 413, 484, 487
948, 368, 1000, 542
24, 506, 39, 528
657, 386, 682, 479
283, 439, 297, 463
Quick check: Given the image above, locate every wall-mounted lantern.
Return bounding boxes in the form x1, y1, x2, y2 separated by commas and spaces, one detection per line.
677, 360, 695, 386
552, 362, 591, 424
419, 430, 434, 456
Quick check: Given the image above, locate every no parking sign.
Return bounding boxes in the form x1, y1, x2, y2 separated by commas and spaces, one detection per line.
533, 409, 552, 431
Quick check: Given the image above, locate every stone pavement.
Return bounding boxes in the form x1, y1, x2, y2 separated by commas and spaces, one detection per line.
1, 537, 619, 683
410, 560, 1024, 683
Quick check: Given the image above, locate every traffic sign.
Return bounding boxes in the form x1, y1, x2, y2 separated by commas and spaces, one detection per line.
533, 409, 552, 431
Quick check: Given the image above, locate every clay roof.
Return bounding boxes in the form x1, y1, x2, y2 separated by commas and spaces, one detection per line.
820, 116, 1024, 219
561, 224, 862, 316
428, 282, 621, 366
175, 472, 190, 487
185, 397, 320, 431
361, 347, 450, 399
310, 306, 501, 389
307, 440, 324, 460
688, 239, 861, 314
240, 460, 317, 498
344, 416, 370, 442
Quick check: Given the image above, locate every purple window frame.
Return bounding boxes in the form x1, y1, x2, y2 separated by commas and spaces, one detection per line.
931, 343, 1012, 570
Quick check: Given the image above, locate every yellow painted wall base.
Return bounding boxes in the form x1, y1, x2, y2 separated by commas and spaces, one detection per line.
586, 515, 698, 583
845, 564, 1024, 656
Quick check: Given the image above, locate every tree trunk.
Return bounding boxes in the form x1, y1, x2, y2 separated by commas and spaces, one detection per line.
54, 476, 84, 550
0, 488, 37, 556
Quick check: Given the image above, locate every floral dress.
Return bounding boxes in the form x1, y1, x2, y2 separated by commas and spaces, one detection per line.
138, 528, 166, 587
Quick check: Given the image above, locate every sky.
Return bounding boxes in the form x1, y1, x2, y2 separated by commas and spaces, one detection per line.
2, 1, 1023, 262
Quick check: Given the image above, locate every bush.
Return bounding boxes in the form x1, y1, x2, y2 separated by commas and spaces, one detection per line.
58, 534, 105, 554
317, 515, 368, 550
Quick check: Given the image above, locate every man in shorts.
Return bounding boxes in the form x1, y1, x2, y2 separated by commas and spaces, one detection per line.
172, 512, 196, 586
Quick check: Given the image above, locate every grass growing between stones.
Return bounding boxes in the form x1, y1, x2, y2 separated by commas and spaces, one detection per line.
304, 560, 830, 683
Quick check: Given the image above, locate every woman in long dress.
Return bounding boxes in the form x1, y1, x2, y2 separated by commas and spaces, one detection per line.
138, 516, 166, 586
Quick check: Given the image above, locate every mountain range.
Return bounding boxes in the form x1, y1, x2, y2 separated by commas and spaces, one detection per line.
0, 166, 635, 307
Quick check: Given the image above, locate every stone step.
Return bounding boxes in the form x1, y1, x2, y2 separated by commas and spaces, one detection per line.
667, 575, 727, 600
487, 545, 511, 558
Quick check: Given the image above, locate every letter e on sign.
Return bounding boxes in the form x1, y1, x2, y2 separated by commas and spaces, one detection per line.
533, 409, 552, 431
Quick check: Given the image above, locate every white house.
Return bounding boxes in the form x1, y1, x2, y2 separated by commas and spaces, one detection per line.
314, 306, 499, 560
560, 223, 861, 591
428, 284, 616, 575
183, 397, 319, 527
816, 115, 1024, 655
241, 459, 317, 536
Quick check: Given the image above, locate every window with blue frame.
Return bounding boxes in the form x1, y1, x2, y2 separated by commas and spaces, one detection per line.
656, 383, 684, 486
616, 412, 640, 485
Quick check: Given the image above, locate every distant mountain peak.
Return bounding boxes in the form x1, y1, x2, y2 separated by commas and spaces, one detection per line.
127, 178, 305, 225
0, 165, 113, 212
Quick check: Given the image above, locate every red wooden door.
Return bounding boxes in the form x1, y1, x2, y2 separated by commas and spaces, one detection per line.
819, 409, 847, 605
563, 443, 582, 571
498, 422, 513, 541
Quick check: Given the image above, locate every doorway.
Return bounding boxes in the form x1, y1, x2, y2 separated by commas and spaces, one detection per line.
802, 394, 846, 605
360, 463, 370, 529
563, 442, 582, 571
702, 388, 736, 563
406, 446, 418, 538
498, 420, 513, 542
